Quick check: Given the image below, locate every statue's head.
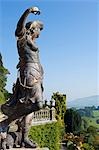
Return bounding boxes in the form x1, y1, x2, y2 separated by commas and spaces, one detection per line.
25, 20, 43, 39
0, 126, 10, 139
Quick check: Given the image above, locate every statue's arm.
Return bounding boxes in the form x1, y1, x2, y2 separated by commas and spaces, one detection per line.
15, 9, 31, 37
15, 7, 40, 37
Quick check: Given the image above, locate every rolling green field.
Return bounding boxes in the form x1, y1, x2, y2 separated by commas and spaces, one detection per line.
82, 117, 99, 128
82, 110, 99, 129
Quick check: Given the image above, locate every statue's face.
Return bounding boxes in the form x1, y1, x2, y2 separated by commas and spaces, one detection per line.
0, 131, 7, 139
26, 21, 43, 41
30, 21, 43, 40
30, 27, 41, 40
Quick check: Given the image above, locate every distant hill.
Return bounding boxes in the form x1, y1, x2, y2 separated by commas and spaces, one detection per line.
67, 95, 99, 109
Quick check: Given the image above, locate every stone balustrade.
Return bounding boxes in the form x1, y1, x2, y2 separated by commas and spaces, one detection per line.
32, 106, 56, 126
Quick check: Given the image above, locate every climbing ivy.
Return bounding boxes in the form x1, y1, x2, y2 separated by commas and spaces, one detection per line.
51, 92, 66, 120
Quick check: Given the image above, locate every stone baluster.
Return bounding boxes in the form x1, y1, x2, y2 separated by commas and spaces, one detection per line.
32, 102, 56, 123
51, 107, 56, 121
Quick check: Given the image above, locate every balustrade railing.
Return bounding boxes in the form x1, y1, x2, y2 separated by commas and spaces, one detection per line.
32, 105, 56, 125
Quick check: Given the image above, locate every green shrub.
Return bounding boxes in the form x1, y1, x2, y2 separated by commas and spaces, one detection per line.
82, 143, 95, 150
29, 121, 63, 150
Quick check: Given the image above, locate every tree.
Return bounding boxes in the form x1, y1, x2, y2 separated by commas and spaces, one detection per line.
84, 107, 93, 117
51, 92, 66, 120
81, 118, 88, 130
64, 109, 82, 134
83, 126, 97, 149
0, 53, 9, 103
0, 53, 3, 66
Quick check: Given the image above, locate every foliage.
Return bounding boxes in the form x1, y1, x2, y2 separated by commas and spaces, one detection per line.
84, 107, 94, 117
81, 125, 99, 150
64, 109, 82, 134
84, 134, 95, 146
77, 107, 98, 118
82, 143, 95, 150
63, 108, 98, 149
0, 53, 3, 66
81, 118, 88, 130
29, 121, 63, 150
84, 107, 93, 117
82, 116, 99, 129
96, 119, 99, 124
92, 110, 99, 118
94, 135, 99, 150
51, 92, 66, 120
0, 53, 9, 104
0, 66, 8, 90
0, 91, 6, 104
87, 126, 97, 135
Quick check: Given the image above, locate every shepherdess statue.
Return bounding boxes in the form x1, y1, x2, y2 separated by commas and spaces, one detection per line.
0, 6, 44, 148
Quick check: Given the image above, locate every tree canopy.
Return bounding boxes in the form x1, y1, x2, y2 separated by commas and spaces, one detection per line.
64, 109, 82, 134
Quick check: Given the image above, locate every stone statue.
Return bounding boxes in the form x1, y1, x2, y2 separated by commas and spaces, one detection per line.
0, 6, 44, 148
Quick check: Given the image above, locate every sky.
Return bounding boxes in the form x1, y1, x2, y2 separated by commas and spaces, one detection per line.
0, 0, 98, 102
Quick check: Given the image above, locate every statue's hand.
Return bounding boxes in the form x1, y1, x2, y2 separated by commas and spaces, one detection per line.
29, 7, 40, 15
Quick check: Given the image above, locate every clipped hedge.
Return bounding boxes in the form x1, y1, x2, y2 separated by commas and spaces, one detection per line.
29, 121, 63, 150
